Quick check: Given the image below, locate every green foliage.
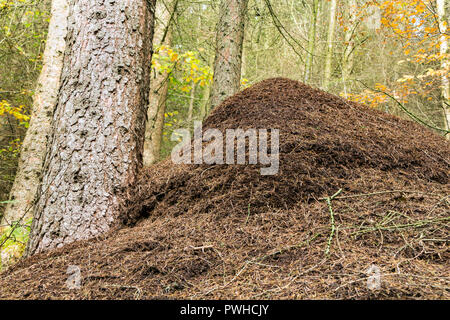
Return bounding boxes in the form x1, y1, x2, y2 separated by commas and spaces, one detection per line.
0, 100, 30, 128
0, 138, 22, 158
152, 45, 214, 159
0, 0, 48, 203
0, 217, 32, 270
152, 45, 213, 91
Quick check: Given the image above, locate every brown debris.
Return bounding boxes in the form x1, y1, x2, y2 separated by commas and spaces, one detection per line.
1, 78, 449, 300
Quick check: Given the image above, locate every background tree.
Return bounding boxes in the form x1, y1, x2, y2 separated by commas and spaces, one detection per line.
323, 0, 337, 90
0, 0, 49, 213
143, 0, 178, 166
437, 0, 449, 134
342, 0, 357, 95
304, 0, 319, 83
1, 0, 68, 231
210, 0, 248, 109
26, 0, 156, 255
343, 0, 449, 137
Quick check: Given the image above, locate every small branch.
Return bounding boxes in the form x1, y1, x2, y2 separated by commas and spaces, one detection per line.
186, 244, 214, 253
319, 190, 443, 201
352, 216, 450, 237
263, 0, 306, 63
324, 189, 343, 256
355, 80, 450, 135
261, 233, 320, 261
245, 203, 251, 225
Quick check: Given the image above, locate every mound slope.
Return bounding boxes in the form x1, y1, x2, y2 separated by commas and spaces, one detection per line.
1, 78, 449, 299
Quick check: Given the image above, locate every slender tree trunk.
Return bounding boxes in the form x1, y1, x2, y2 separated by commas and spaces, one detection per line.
342, 0, 356, 95
143, 0, 175, 166
323, 0, 337, 91
150, 86, 168, 165
200, 84, 211, 120
437, 0, 450, 136
143, 72, 170, 166
200, 53, 215, 120
210, 0, 248, 109
241, 43, 247, 80
0, 114, 12, 153
304, 0, 319, 83
1, 0, 69, 228
187, 83, 197, 123
26, 0, 156, 255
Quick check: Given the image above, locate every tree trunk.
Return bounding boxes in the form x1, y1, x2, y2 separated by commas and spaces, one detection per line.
323, 0, 337, 91
210, 0, 248, 109
143, 0, 175, 166
187, 83, 197, 123
342, 0, 357, 95
1, 0, 69, 227
26, 0, 156, 255
304, 0, 319, 83
200, 84, 211, 120
437, 0, 450, 137
199, 53, 215, 120
149, 86, 168, 165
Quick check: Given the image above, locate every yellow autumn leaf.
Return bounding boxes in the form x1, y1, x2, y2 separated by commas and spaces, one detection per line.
181, 85, 191, 92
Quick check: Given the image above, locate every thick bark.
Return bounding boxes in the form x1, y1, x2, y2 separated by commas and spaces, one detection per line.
2, 0, 69, 227
304, 0, 319, 83
210, 0, 248, 109
26, 0, 155, 255
143, 0, 174, 166
323, 0, 337, 91
437, 0, 450, 136
342, 0, 357, 95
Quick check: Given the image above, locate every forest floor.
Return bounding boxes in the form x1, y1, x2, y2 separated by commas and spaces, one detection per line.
0, 78, 449, 299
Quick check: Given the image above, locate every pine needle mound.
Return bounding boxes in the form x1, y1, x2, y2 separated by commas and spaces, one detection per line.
1, 78, 449, 299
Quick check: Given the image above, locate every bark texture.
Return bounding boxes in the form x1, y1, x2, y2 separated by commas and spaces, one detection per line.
210, 0, 248, 109
143, 0, 174, 166
187, 83, 196, 123
437, 0, 450, 136
2, 0, 69, 227
304, 0, 318, 83
323, 0, 337, 91
199, 51, 215, 120
342, 0, 356, 95
26, 0, 155, 255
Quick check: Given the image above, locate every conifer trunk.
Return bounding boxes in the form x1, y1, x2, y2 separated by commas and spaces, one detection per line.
323, 0, 337, 91
26, 0, 156, 255
210, 0, 248, 109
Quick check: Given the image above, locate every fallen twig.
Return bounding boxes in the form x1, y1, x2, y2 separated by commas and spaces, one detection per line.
324, 189, 343, 256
